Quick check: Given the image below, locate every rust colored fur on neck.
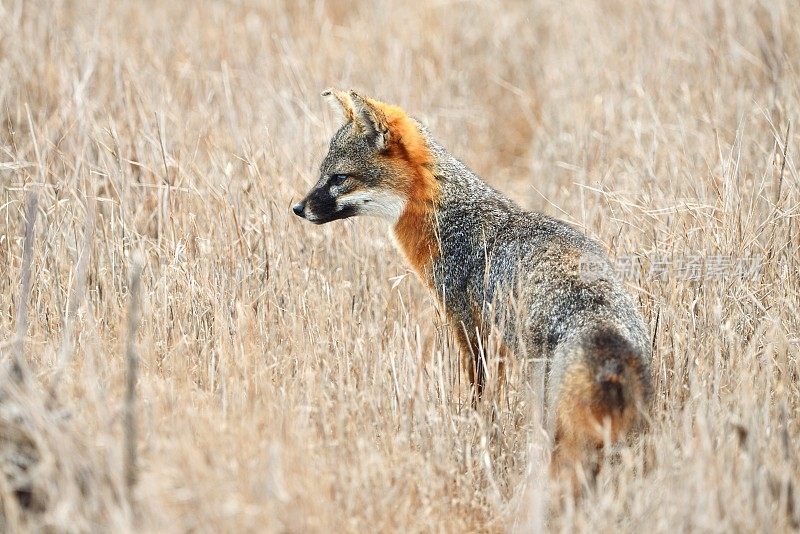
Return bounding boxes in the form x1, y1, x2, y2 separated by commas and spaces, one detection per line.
367, 99, 440, 284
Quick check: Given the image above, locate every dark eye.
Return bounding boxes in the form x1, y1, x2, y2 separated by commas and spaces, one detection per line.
329, 174, 348, 186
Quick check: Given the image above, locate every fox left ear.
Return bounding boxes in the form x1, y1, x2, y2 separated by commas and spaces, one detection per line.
349, 91, 390, 150
322, 88, 356, 123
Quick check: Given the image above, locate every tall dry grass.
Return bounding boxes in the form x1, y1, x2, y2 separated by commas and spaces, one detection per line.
1, 0, 799, 531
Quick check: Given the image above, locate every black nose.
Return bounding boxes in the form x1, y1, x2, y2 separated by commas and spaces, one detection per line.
292, 201, 306, 217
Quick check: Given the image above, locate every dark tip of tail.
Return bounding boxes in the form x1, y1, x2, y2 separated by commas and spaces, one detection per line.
599, 377, 625, 411
597, 360, 626, 412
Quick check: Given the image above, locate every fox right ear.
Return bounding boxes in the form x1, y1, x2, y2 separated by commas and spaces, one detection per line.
348, 91, 390, 151
321, 88, 356, 123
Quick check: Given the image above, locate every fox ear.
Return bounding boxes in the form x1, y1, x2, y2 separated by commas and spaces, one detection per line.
349, 91, 389, 150
321, 88, 356, 123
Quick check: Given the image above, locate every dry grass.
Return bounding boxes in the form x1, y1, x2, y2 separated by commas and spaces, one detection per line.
1, 0, 799, 531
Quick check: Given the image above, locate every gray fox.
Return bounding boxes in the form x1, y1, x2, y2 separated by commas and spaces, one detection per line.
293, 89, 652, 481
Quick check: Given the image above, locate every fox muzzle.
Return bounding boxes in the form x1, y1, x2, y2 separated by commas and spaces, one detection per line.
292, 191, 356, 224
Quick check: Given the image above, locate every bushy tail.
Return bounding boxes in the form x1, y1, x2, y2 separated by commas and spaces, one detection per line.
557, 360, 644, 445
551, 328, 650, 478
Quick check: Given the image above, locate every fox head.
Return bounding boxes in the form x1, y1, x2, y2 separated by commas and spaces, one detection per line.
292, 89, 438, 225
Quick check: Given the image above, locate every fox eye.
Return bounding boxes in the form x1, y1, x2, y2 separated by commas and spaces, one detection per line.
329, 174, 348, 186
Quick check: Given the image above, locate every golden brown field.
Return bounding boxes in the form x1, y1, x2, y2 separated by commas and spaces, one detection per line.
1, 0, 799, 531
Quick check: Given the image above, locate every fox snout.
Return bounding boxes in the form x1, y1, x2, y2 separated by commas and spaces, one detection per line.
292, 196, 323, 223
292, 182, 356, 225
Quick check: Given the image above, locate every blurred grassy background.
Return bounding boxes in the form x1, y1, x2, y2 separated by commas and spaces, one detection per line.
1, 0, 799, 531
